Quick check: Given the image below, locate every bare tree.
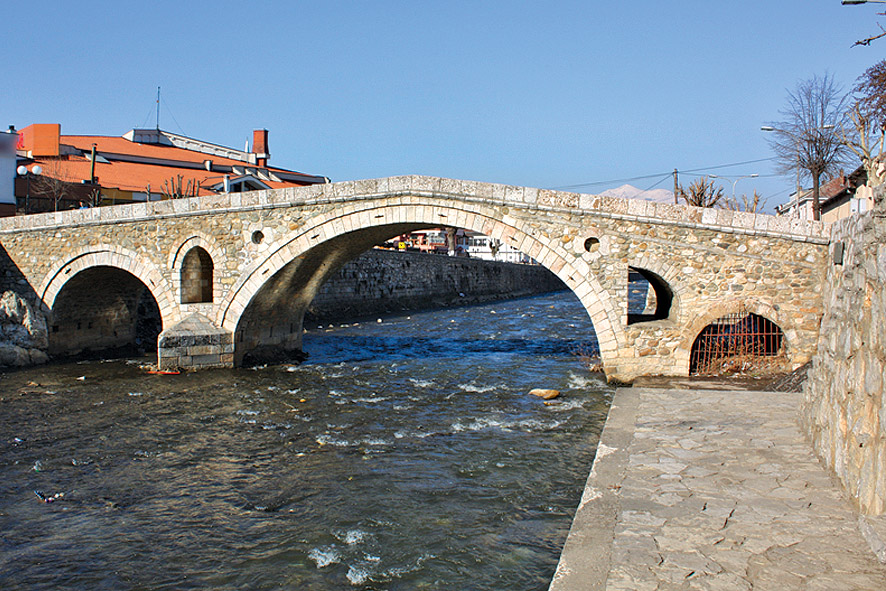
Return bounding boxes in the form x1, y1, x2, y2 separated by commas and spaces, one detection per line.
161, 174, 199, 199
851, 5, 886, 47
31, 159, 77, 211
726, 191, 767, 213
842, 60, 886, 187
677, 177, 724, 208
765, 73, 850, 221
85, 187, 103, 208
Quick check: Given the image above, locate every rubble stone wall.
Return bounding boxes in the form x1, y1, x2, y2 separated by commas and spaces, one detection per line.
803, 186, 886, 515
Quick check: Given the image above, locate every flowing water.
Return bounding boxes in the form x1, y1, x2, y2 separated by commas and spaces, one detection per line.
0, 291, 613, 590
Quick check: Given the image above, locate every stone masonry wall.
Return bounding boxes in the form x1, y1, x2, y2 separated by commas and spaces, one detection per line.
305, 249, 566, 323
803, 186, 886, 515
0, 175, 828, 380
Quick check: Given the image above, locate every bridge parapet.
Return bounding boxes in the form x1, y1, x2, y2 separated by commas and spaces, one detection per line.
0, 175, 827, 245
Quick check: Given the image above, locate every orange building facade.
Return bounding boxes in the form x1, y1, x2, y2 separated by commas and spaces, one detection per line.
12, 124, 328, 214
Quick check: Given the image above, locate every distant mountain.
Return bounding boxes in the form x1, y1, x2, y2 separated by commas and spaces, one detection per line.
599, 184, 674, 204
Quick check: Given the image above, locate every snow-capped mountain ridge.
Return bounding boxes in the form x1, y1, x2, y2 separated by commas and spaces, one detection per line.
599, 184, 674, 203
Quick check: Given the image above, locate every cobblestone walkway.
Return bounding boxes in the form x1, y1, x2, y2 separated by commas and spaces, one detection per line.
550, 388, 886, 591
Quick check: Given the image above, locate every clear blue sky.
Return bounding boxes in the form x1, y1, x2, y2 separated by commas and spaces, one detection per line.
4, 1, 882, 209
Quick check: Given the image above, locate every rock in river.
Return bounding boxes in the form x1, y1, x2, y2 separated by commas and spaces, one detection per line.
529, 388, 560, 400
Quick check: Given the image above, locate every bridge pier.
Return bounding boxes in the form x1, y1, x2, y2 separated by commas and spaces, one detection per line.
157, 313, 233, 370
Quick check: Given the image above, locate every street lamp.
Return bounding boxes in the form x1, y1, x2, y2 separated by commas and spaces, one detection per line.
761, 125, 834, 221
709, 173, 759, 202
842, 1, 886, 5
15, 164, 42, 214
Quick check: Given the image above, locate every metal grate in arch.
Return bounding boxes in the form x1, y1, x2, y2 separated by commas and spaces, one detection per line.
689, 311, 785, 376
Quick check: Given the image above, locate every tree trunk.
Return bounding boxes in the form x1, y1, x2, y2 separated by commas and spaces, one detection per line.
812, 173, 821, 221
446, 227, 457, 256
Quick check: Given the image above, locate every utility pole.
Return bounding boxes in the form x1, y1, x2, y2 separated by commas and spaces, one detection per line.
89, 144, 97, 184
673, 169, 679, 205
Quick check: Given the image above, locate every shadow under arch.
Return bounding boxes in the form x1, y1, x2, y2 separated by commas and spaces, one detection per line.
627, 266, 676, 323
47, 266, 163, 360
39, 247, 176, 360
217, 200, 626, 375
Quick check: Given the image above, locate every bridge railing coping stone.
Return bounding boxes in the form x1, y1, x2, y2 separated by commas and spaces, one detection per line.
0, 174, 828, 242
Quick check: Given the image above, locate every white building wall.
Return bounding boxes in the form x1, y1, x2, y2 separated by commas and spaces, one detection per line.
0, 132, 16, 205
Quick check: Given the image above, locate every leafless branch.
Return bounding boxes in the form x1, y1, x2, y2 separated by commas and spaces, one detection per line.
677, 177, 724, 208
726, 191, 767, 213
853, 20, 886, 47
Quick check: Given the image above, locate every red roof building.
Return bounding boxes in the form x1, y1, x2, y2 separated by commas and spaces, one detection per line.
13, 124, 328, 214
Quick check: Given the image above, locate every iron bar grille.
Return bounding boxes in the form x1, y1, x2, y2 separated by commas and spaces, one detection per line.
689, 312, 785, 376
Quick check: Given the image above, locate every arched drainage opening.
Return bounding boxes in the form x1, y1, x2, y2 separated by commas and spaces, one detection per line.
627, 267, 672, 323
689, 311, 787, 376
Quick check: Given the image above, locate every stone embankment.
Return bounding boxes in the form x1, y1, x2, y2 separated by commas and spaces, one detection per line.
802, 185, 886, 516
305, 248, 565, 323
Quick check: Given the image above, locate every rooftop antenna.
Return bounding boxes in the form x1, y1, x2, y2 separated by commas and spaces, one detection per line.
156, 86, 161, 130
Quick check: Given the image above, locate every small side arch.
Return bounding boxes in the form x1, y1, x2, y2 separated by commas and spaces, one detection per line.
625, 256, 683, 323
678, 299, 798, 375
170, 235, 224, 305
627, 266, 676, 323
180, 247, 214, 303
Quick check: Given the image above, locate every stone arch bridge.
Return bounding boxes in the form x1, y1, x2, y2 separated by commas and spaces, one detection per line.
0, 175, 829, 383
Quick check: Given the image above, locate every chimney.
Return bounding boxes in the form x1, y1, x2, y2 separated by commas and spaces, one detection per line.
253, 129, 269, 167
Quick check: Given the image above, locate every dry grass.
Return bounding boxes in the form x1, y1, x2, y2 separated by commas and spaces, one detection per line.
571, 344, 604, 373
695, 351, 791, 377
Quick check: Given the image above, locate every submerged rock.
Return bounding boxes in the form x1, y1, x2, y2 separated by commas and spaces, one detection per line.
529, 388, 560, 400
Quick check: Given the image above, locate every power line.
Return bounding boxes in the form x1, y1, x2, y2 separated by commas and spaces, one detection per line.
639, 174, 673, 194
552, 156, 778, 191
680, 172, 782, 179
679, 157, 777, 174
552, 172, 677, 190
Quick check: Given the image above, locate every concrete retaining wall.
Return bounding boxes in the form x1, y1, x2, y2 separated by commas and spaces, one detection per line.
802, 186, 886, 515
305, 248, 566, 323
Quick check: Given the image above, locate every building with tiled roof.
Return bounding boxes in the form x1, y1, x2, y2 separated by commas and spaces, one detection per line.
11, 124, 328, 214
774, 166, 874, 223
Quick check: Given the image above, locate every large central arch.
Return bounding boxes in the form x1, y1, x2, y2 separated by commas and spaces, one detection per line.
217, 198, 625, 372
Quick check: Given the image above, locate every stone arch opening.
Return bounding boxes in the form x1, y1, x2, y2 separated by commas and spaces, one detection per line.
48, 266, 162, 360
627, 266, 673, 324
181, 247, 214, 304
219, 201, 626, 377
688, 311, 786, 375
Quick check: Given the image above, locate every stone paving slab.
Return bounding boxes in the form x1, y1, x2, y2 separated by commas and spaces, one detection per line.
549, 387, 886, 591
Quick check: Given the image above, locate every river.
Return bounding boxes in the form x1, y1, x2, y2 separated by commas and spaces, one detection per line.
0, 291, 612, 590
